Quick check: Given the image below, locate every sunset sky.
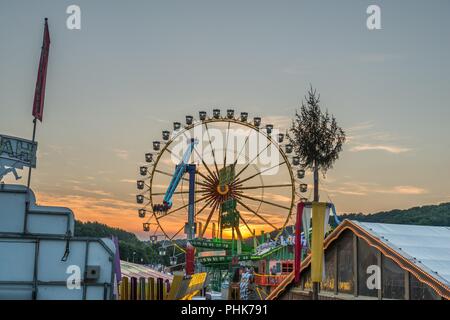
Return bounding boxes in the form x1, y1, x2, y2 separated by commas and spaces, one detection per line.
1, 0, 449, 238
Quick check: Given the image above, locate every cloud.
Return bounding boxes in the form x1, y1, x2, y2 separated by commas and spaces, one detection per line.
322, 181, 427, 197
120, 179, 136, 184
346, 121, 411, 154
113, 149, 129, 160
350, 144, 411, 154
346, 121, 374, 133
73, 186, 113, 197
263, 115, 292, 129
384, 186, 428, 195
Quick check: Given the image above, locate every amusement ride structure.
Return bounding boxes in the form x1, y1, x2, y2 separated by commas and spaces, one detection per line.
136, 109, 309, 297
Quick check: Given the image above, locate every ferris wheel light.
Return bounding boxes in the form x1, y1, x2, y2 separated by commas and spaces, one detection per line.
285, 144, 293, 154
140, 166, 148, 176
297, 169, 305, 179
153, 141, 161, 151
213, 109, 221, 119
143, 223, 150, 232
170, 256, 177, 266
173, 122, 181, 131
300, 184, 308, 193
136, 195, 144, 204
145, 153, 153, 163
137, 180, 145, 190
253, 117, 261, 127
138, 209, 146, 218
227, 109, 235, 119
292, 156, 300, 166
150, 235, 157, 244
240, 112, 248, 122
186, 115, 194, 125
162, 130, 170, 141
199, 111, 207, 121
277, 133, 284, 143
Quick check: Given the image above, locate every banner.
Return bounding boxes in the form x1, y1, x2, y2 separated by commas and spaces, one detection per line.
311, 202, 327, 282
32, 18, 51, 122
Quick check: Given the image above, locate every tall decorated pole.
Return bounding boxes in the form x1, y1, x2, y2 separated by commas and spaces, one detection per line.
289, 86, 346, 299
24, 18, 50, 235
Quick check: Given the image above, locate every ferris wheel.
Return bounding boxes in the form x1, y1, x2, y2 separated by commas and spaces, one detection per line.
136, 109, 308, 252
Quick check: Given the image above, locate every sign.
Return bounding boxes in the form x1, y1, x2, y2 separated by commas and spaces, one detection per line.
168, 272, 209, 300
0, 134, 37, 172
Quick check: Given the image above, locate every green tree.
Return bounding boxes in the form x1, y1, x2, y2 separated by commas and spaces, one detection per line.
288, 86, 346, 201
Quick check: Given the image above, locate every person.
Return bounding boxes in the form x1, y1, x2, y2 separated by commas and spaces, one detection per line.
247, 267, 257, 300
239, 268, 251, 300
270, 265, 277, 285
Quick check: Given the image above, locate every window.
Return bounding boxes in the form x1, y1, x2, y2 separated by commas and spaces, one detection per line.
410, 275, 440, 300
282, 262, 293, 273
321, 245, 336, 292
382, 256, 404, 299
337, 231, 354, 294
357, 238, 378, 297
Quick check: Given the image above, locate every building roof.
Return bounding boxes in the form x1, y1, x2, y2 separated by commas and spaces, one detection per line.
267, 219, 450, 300
353, 221, 450, 288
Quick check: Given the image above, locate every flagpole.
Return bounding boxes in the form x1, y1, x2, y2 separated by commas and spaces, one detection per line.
26, 118, 37, 190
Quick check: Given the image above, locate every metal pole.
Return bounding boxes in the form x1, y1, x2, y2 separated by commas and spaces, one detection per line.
185, 164, 196, 275
24, 118, 37, 234
26, 118, 37, 190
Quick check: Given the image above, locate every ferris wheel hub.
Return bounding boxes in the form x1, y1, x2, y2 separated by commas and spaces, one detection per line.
216, 184, 230, 196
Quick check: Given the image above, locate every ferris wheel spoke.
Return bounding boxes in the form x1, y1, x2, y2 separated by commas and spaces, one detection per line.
236, 193, 291, 211
235, 198, 278, 231
204, 122, 220, 177
200, 202, 219, 238
152, 224, 160, 236
223, 121, 231, 169
170, 197, 216, 239
232, 134, 250, 168
234, 142, 271, 180
151, 190, 209, 196
236, 183, 292, 191
154, 169, 210, 188
193, 146, 218, 181
236, 210, 257, 242
195, 167, 216, 185
233, 161, 286, 186
165, 147, 182, 162
157, 194, 212, 219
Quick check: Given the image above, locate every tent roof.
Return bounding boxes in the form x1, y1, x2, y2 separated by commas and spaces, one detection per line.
353, 221, 450, 287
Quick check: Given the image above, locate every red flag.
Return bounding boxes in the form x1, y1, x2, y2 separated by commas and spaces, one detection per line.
32, 18, 51, 122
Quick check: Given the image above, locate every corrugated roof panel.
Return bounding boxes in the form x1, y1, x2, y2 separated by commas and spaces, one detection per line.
353, 221, 450, 288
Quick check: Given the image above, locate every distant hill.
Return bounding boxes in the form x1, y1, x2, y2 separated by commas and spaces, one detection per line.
264, 202, 450, 241
339, 202, 450, 227
74, 202, 450, 263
